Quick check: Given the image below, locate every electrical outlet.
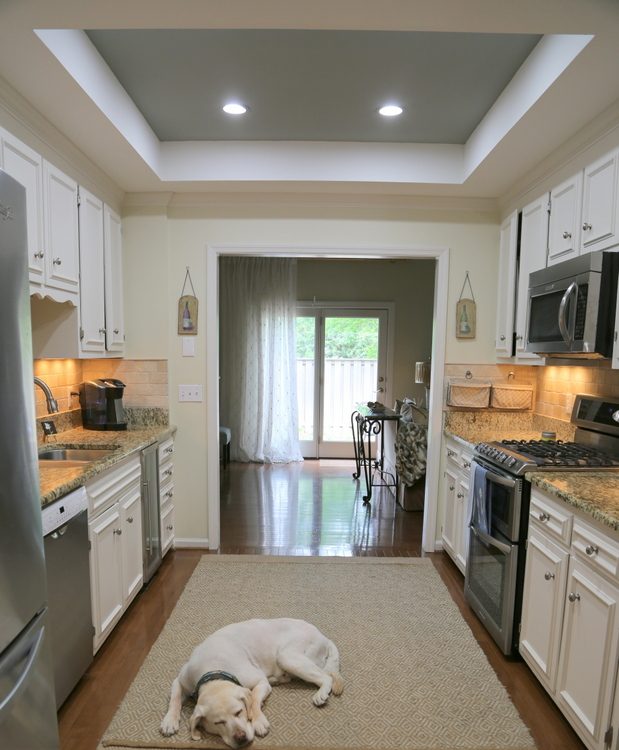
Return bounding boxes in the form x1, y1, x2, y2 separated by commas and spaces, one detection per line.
178, 384, 203, 402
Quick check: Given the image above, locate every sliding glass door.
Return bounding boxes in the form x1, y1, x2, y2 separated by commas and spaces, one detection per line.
296, 306, 389, 458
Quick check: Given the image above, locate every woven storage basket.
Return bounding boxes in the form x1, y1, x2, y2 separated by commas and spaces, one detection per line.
490, 383, 533, 410
446, 380, 491, 408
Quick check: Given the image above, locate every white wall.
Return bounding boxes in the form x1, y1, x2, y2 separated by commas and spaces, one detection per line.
122, 204, 500, 545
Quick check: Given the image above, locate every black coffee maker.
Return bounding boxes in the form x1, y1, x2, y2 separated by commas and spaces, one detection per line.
79, 379, 128, 431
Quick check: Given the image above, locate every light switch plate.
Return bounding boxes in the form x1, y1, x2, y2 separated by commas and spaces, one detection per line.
178, 384, 203, 402
182, 337, 196, 357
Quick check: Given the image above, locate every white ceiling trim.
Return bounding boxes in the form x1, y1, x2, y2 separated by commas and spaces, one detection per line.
33, 27, 591, 189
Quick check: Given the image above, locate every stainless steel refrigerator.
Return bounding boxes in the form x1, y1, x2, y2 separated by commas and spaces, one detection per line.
0, 169, 60, 749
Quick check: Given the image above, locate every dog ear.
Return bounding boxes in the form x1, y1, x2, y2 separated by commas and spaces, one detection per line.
190, 705, 205, 740
242, 688, 255, 721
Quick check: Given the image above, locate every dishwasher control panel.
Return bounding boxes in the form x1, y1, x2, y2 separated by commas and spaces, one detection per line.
41, 486, 88, 535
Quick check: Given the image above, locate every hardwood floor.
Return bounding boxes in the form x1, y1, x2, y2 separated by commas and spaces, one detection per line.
58, 460, 585, 750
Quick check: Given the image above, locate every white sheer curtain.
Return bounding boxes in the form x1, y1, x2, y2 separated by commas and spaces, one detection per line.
219, 257, 303, 463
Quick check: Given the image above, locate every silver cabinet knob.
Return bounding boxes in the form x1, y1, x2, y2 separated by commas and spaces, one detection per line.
447, 449, 457, 458
449, 485, 455, 492
113, 528, 122, 536
538, 512, 550, 522
585, 544, 599, 556
113, 328, 119, 334
515, 334, 523, 341
582, 222, 592, 231
34, 250, 44, 259
166, 525, 174, 531
463, 460, 471, 469
456, 492, 464, 499
544, 572, 555, 581
165, 490, 174, 498
165, 447, 174, 454
99, 327, 106, 334
500, 334, 506, 341
568, 592, 580, 603
164, 468, 173, 477
127, 516, 134, 524
52, 257, 62, 265
562, 231, 572, 239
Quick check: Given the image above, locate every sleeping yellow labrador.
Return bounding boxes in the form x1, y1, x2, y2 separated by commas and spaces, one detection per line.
160, 618, 343, 748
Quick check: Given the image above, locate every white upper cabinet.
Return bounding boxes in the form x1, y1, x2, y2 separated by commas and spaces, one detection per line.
495, 211, 518, 357
43, 161, 80, 297
514, 195, 548, 363
78, 187, 106, 354
580, 148, 619, 253
547, 172, 583, 266
0, 128, 45, 285
104, 205, 124, 354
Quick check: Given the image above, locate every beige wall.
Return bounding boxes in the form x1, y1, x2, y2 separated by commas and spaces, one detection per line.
296, 258, 435, 405
122, 206, 501, 544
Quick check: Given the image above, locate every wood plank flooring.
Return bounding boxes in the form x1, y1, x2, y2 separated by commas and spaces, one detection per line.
58, 460, 585, 750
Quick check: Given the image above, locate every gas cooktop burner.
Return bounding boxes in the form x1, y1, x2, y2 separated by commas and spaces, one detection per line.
500, 439, 619, 467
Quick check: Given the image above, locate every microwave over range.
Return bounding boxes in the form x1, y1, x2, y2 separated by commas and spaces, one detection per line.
525, 250, 619, 358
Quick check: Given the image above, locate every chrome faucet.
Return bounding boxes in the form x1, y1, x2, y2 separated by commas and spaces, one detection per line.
34, 377, 59, 414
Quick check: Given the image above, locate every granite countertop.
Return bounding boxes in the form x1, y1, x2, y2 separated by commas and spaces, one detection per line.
444, 427, 544, 449
526, 472, 619, 534
39, 424, 176, 508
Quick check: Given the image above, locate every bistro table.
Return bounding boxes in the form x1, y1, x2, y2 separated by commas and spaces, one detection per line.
350, 405, 400, 503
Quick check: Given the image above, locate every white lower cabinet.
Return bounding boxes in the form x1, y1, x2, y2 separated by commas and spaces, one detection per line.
87, 454, 143, 652
441, 438, 472, 574
520, 487, 619, 750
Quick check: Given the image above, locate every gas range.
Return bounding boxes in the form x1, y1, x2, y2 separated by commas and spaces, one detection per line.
474, 394, 619, 477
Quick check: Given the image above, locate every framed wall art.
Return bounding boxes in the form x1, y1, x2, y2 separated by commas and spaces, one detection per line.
178, 267, 198, 335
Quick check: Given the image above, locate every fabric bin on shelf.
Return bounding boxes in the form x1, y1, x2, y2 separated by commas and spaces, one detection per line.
446, 380, 491, 408
490, 383, 533, 410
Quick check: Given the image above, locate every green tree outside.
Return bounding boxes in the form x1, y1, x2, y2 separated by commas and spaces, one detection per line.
296, 317, 378, 359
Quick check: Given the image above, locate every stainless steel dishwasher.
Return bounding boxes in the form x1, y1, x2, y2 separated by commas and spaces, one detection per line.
141, 444, 162, 584
41, 486, 93, 709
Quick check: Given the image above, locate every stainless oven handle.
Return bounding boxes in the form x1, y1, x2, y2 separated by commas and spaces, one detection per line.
558, 281, 578, 346
471, 524, 512, 556
473, 461, 517, 490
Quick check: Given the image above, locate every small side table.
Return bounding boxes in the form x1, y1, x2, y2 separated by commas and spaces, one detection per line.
351, 406, 400, 503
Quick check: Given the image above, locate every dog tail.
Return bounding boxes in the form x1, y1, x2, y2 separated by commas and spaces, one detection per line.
325, 640, 344, 696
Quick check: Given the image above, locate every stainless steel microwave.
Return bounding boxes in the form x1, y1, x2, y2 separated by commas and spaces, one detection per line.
525, 251, 619, 358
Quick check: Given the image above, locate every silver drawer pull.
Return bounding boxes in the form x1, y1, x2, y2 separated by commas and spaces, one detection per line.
114, 328, 119, 334
447, 449, 456, 458
165, 490, 174, 498
456, 492, 464, 499
462, 460, 471, 469
582, 222, 592, 231
585, 544, 599, 556
544, 572, 555, 581
538, 512, 550, 522
166, 524, 174, 531
164, 468, 173, 477
34, 250, 44, 259
98, 327, 106, 334
562, 231, 572, 239
52, 257, 62, 265
127, 516, 134, 524
113, 528, 122, 536
500, 334, 506, 341
449, 485, 455, 492
568, 592, 580, 603
165, 447, 174, 454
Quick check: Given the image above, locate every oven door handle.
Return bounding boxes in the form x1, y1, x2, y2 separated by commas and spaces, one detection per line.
471, 524, 512, 556
558, 281, 578, 346
474, 462, 517, 490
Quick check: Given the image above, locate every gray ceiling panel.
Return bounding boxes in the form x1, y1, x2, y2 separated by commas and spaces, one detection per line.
86, 29, 541, 143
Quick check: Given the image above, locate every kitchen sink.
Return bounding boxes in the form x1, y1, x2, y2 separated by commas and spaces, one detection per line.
38, 448, 115, 465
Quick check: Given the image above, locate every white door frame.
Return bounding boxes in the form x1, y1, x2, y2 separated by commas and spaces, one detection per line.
297, 301, 395, 458
206, 244, 449, 553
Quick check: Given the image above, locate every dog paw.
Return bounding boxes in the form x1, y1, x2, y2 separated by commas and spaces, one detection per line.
312, 690, 330, 707
253, 713, 270, 737
160, 714, 180, 736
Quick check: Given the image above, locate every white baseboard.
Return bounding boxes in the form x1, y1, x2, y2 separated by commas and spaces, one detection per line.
174, 538, 210, 549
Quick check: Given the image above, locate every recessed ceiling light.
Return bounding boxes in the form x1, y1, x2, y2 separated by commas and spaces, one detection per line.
379, 104, 403, 117
223, 102, 247, 115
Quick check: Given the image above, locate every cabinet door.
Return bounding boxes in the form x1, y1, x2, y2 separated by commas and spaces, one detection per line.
581, 149, 619, 253
455, 477, 469, 572
120, 487, 143, 607
43, 161, 79, 294
495, 211, 518, 357
515, 196, 547, 363
78, 187, 106, 354
89, 503, 123, 650
519, 528, 568, 692
0, 129, 45, 284
548, 173, 582, 266
613, 298, 619, 370
104, 205, 124, 353
556, 558, 619, 750
441, 467, 460, 569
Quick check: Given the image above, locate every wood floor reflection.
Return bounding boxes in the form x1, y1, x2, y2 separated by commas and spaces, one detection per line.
219, 459, 424, 556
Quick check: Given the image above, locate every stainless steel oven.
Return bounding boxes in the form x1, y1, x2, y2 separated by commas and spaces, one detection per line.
464, 460, 529, 656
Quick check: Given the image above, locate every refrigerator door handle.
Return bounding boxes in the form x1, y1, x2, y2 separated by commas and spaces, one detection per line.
0, 621, 45, 715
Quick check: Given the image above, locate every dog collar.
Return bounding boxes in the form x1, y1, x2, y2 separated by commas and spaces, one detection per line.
193, 671, 241, 701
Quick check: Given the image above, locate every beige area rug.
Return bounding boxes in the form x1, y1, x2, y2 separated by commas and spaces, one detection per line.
100, 556, 536, 750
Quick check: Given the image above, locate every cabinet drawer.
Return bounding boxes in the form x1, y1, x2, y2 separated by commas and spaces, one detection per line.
460, 451, 473, 477
572, 519, 619, 583
160, 482, 175, 510
158, 436, 175, 464
159, 460, 174, 486
529, 489, 573, 548
86, 454, 141, 518
161, 502, 175, 556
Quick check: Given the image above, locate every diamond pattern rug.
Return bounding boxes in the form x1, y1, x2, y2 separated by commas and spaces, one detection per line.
99, 556, 536, 750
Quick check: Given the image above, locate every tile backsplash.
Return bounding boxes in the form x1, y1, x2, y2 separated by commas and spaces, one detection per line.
33, 359, 168, 418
